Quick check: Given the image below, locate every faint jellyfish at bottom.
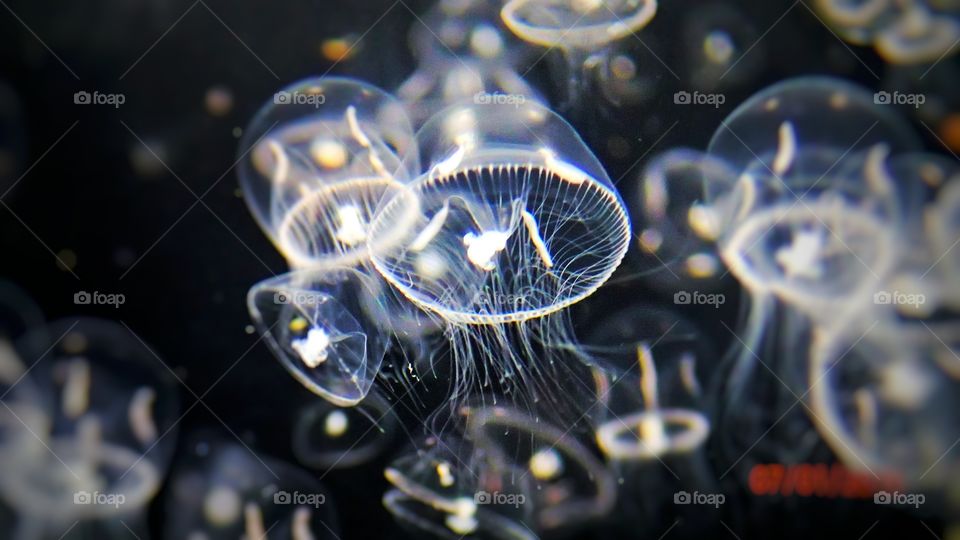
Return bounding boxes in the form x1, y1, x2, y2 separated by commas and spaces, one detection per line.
382, 421, 535, 540
292, 390, 399, 470
0, 318, 180, 539
465, 404, 618, 534
163, 434, 339, 540
247, 266, 389, 407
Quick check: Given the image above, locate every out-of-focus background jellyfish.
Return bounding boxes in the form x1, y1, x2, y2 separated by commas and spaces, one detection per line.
163, 433, 340, 540
396, 0, 544, 127
500, 0, 658, 109
813, 0, 960, 65
0, 318, 179, 539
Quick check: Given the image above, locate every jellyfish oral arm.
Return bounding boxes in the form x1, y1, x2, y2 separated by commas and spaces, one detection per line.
463, 230, 510, 271
522, 209, 554, 268
291, 327, 332, 368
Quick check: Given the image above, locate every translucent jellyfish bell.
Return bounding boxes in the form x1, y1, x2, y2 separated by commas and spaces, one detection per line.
501, 0, 657, 105
706, 77, 920, 177
369, 100, 631, 324
247, 267, 388, 407
163, 435, 339, 540
292, 391, 398, 469
465, 405, 618, 532
238, 77, 418, 268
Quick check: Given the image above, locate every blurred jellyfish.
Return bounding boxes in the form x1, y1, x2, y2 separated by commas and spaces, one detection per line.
292, 390, 398, 470
465, 404, 617, 532
813, 0, 960, 64
0, 318, 179, 539
238, 77, 418, 269
383, 428, 534, 539
248, 266, 390, 407
630, 148, 739, 289
500, 0, 658, 107
163, 435, 339, 540
367, 99, 630, 414
680, 2, 763, 90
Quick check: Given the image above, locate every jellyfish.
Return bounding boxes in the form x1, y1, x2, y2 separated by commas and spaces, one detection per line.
0, 318, 179, 539
247, 266, 390, 407
679, 2, 763, 90
383, 428, 534, 539
163, 434, 339, 540
397, 0, 545, 127
292, 390, 398, 470
464, 404, 618, 532
366, 99, 630, 417
238, 76, 419, 269
500, 0, 658, 108
813, 0, 960, 64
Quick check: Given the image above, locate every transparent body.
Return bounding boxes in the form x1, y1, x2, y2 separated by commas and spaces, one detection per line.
0, 318, 178, 539
369, 100, 631, 325
814, 0, 960, 64
163, 436, 339, 540
238, 77, 419, 268
247, 267, 389, 407
292, 391, 398, 469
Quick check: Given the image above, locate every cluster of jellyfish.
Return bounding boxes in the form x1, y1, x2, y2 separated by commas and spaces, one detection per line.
230, 0, 960, 538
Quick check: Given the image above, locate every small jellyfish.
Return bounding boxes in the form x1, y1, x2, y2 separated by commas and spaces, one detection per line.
0, 318, 179, 539
465, 404, 618, 532
367, 99, 630, 412
680, 2, 763, 90
238, 77, 419, 269
163, 434, 339, 540
383, 428, 534, 539
500, 0, 658, 107
247, 266, 389, 407
292, 390, 398, 470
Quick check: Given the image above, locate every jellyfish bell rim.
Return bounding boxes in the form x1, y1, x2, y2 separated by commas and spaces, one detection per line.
245, 268, 384, 408
237, 76, 417, 241
706, 76, 922, 171
274, 174, 407, 269
368, 146, 631, 325
595, 408, 710, 461
500, 0, 658, 51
